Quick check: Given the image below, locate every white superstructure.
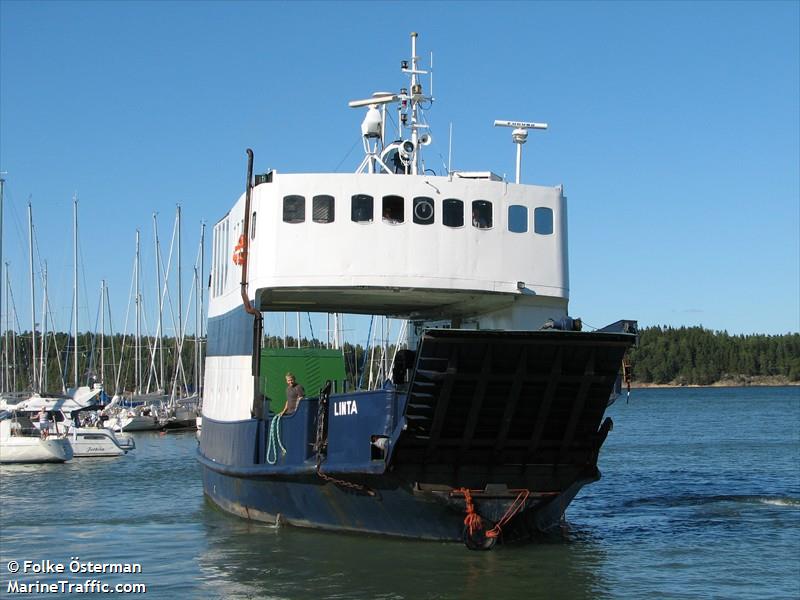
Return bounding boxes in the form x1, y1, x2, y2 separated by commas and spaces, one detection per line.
210, 173, 569, 325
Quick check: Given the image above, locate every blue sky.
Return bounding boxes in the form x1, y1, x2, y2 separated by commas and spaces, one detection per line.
1, 1, 798, 342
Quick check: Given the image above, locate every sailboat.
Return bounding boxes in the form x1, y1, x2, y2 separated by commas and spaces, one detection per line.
0, 198, 77, 461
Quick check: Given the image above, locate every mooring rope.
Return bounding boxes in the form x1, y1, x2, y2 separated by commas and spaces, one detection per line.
266, 414, 286, 465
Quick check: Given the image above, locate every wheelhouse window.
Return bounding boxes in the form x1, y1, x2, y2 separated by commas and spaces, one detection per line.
312, 195, 335, 223
508, 205, 527, 233
534, 207, 554, 235
382, 195, 404, 224
351, 194, 374, 222
283, 195, 305, 223
472, 200, 492, 229
442, 199, 464, 228
413, 196, 435, 225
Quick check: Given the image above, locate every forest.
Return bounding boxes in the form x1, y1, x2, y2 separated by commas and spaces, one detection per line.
628, 326, 800, 385
1, 325, 797, 395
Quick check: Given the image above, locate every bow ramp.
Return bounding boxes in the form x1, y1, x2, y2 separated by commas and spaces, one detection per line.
391, 328, 634, 489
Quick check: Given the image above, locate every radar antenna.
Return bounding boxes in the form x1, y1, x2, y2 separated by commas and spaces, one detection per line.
494, 120, 548, 184
349, 33, 434, 175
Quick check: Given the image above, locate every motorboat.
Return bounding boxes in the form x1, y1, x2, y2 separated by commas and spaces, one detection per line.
0, 412, 72, 464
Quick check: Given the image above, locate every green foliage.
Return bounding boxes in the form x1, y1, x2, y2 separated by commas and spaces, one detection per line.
629, 326, 800, 385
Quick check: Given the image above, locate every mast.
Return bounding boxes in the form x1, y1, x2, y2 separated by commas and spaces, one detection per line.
72, 194, 78, 389
193, 265, 199, 396
9, 273, 16, 392
194, 222, 205, 398
177, 205, 182, 358
39, 262, 47, 391
27, 201, 37, 393
199, 222, 204, 398
409, 32, 419, 175
135, 229, 141, 394
100, 279, 105, 387
0, 176, 4, 392
176, 205, 183, 397
153, 214, 163, 392
3, 263, 9, 392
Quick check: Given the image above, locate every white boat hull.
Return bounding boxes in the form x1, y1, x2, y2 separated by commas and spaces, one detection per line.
67, 428, 136, 457
0, 437, 73, 463
111, 415, 161, 432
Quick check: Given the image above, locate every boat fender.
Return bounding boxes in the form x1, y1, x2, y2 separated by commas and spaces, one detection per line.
454, 488, 497, 551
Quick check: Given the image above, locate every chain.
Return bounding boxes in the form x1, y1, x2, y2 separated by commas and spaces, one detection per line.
313, 380, 376, 497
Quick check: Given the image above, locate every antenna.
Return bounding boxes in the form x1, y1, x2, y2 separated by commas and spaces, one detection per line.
348, 32, 433, 175
494, 119, 548, 184
448, 122, 453, 175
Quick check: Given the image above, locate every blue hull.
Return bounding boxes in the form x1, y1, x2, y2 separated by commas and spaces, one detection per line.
200, 325, 636, 544
200, 454, 594, 542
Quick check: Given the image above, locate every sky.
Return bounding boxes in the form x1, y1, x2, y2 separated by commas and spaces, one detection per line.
0, 0, 798, 345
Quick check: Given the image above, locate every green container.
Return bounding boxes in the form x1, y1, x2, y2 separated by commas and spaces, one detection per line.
260, 347, 347, 414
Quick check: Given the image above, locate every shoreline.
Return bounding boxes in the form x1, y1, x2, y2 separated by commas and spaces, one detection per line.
632, 377, 799, 389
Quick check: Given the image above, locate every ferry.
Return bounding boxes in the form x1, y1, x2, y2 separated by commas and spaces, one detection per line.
198, 33, 637, 549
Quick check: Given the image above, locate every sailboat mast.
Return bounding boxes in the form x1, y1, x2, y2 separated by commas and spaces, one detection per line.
193, 265, 199, 396
177, 205, 182, 351
27, 201, 37, 392
176, 205, 182, 396
135, 229, 141, 394
0, 176, 4, 393
40, 262, 47, 390
3, 263, 8, 393
72, 194, 78, 389
100, 279, 105, 387
3, 263, 9, 393
10, 275, 16, 392
199, 222, 205, 397
10, 276, 16, 392
153, 213, 163, 392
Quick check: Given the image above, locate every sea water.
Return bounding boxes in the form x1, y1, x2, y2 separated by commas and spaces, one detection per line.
1, 387, 798, 599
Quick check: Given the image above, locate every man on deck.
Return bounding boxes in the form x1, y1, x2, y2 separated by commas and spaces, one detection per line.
282, 372, 305, 416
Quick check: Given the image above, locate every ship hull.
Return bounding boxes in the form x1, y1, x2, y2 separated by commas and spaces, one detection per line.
199, 326, 636, 545
200, 459, 596, 542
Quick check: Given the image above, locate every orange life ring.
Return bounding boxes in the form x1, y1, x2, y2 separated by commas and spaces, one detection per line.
232, 234, 246, 265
